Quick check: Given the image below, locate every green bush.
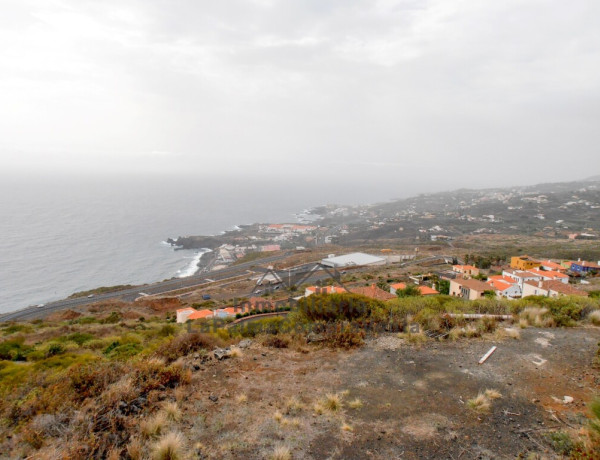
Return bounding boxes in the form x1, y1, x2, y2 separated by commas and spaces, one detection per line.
0, 337, 34, 361
104, 342, 144, 360
296, 293, 383, 322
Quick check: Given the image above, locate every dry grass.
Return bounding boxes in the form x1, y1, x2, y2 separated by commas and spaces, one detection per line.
141, 412, 168, 439
484, 389, 502, 400
162, 402, 181, 422
273, 410, 283, 423
520, 307, 555, 328
284, 396, 304, 415
229, 347, 243, 358
519, 318, 529, 329
126, 437, 143, 460
270, 444, 291, 460
313, 402, 325, 415
236, 394, 248, 404
589, 310, 600, 326
322, 393, 343, 412
467, 393, 491, 413
103, 377, 135, 405
348, 398, 363, 409
281, 417, 301, 428
496, 327, 521, 340
151, 432, 185, 460
341, 421, 354, 432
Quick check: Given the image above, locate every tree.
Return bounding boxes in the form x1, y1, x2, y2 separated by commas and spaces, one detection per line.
483, 290, 497, 299
437, 279, 450, 295
397, 284, 422, 298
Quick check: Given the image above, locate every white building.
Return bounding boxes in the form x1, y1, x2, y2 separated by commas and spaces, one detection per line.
321, 252, 386, 268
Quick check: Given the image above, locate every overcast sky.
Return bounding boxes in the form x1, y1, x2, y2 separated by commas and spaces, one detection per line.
1, 0, 599, 188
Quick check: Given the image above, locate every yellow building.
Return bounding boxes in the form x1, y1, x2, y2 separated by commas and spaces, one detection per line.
510, 255, 541, 270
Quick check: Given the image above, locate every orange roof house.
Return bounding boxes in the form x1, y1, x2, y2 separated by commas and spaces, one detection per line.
187, 309, 214, 321
452, 265, 480, 277
526, 268, 569, 283
176, 307, 197, 323
539, 260, 567, 272
350, 284, 396, 301
304, 285, 346, 297
389, 282, 438, 296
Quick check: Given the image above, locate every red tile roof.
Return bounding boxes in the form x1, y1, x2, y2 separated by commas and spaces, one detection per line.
306, 286, 346, 294
524, 280, 588, 297
390, 283, 438, 295
350, 284, 396, 301
188, 309, 214, 320
527, 268, 569, 279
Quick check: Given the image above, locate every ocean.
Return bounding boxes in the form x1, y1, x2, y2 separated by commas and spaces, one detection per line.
0, 173, 407, 314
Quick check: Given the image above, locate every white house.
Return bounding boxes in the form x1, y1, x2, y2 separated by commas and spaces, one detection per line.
525, 268, 569, 284
502, 269, 542, 288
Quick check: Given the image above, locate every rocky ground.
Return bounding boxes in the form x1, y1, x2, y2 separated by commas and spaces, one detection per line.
175, 327, 600, 459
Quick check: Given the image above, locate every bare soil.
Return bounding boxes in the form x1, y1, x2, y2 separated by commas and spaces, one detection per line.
179, 327, 600, 459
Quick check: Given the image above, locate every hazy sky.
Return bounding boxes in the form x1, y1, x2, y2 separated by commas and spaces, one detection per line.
1, 0, 599, 188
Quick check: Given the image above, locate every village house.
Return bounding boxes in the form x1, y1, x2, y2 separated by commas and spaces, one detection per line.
176, 307, 197, 323
304, 285, 347, 297
449, 278, 495, 300
502, 269, 543, 288
452, 265, 480, 277
526, 268, 569, 284
350, 284, 396, 301
389, 282, 439, 296
510, 255, 541, 271
539, 260, 567, 273
569, 260, 600, 274
522, 280, 589, 298
486, 277, 522, 299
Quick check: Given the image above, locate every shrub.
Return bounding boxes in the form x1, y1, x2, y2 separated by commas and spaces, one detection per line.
323, 323, 365, 349
546, 431, 576, 455
155, 333, 222, 363
0, 337, 33, 361
103, 312, 123, 324
262, 335, 290, 349
61, 332, 95, 346
104, 342, 144, 360
296, 293, 382, 322
134, 359, 190, 393
158, 324, 177, 337
68, 362, 123, 402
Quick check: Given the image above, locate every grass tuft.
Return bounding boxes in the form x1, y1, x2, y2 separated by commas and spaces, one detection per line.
141, 412, 168, 439
467, 393, 491, 413
270, 444, 291, 460
236, 394, 248, 404
284, 396, 304, 415
484, 389, 502, 400
322, 393, 343, 412
589, 310, 600, 326
162, 401, 181, 422
341, 421, 353, 432
151, 432, 185, 460
348, 398, 363, 409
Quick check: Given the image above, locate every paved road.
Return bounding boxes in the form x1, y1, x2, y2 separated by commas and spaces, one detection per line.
0, 252, 291, 322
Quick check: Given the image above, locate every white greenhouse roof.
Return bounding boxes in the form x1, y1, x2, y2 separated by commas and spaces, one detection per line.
321, 252, 386, 268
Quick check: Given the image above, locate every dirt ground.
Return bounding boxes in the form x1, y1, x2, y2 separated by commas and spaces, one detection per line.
178, 327, 600, 459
